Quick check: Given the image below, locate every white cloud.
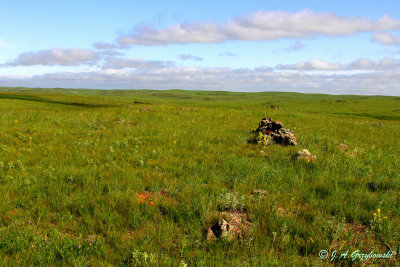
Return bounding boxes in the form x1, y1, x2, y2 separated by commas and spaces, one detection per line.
3, 48, 100, 66
117, 23, 225, 46
371, 32, 400, 45
179, 54, 203, 61
276, 57, 400, 71
93, 42, 118, 49
99, 50, 125, 56
116, 10, 400, 46
277, 59, 342, 71
348, 58, 375, 69
345, 57, 400, 70
348, 57, 400, 69
102, 57, 174, 69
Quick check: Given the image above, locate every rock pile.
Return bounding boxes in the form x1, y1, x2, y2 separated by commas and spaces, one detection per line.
250, 117, 297, 146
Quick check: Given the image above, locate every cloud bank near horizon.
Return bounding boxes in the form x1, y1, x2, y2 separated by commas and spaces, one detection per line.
1, 62, 399, 96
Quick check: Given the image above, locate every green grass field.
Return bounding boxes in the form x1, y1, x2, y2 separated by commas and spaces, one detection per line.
0, 87, 399, 266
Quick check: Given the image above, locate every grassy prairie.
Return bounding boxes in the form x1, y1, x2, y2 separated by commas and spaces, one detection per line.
0, 88, 399, 266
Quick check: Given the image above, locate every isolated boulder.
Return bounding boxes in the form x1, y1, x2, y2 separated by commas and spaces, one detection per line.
250, 117, 297, 146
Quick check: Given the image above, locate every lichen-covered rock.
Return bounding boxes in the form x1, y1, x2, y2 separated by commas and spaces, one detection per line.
207, 219, 236, 241
276, 128, 297, 146
206, 211, 251, 242
258, 117, 283, 132
249, 117, 297, 146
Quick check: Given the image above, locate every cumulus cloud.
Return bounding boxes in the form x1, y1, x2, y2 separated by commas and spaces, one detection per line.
276, 57, 400, 71
179, 54, 203, 61
3, 48, 100, 66
348, 58, 375, 69
349, 57, 400, 70
99, 50, 125, 56
102, 56, 174, 69
277, 59, 342, 71
116, 10, 400, 46
371, 32, 400, 45
93, 42, 118, 49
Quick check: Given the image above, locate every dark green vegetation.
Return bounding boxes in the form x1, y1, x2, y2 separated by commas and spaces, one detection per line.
0, 87, 399, 265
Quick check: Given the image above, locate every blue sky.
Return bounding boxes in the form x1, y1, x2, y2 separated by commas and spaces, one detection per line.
0, 0, 399, 95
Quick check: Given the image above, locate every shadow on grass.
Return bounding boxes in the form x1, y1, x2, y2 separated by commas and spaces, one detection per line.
338, 112, 400, 121
0, 93, 113, 108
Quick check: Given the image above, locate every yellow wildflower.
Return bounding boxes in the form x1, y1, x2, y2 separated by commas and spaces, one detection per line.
377, 208, 381, 213
373, 213, 377, 217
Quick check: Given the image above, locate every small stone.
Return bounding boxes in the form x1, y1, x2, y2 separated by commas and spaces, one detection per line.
267, 105, 281, 110
252, 189, 267, 197
338, 143, 348, 150
295, 149, 316, 162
